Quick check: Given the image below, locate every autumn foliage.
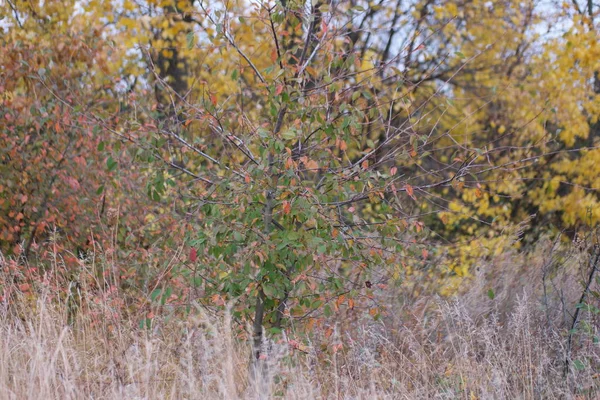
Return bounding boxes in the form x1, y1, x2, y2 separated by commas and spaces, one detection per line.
1, 0, 600, 386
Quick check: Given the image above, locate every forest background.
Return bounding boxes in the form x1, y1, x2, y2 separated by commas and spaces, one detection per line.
1, 0, 600, 398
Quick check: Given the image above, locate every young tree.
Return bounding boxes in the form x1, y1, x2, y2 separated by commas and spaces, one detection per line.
125, 0, 470, 361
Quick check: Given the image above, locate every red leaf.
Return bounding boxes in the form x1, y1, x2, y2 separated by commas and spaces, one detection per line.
189, 248, 197, 262
275, 84, 284, 96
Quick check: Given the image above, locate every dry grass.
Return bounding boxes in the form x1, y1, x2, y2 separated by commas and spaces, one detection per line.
0, 294, 597, 399
1, 237, 599, 399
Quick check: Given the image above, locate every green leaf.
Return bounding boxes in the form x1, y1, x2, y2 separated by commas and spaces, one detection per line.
186, 31, 195, 49
287, 231, 300, 241
151, 289, 162, 302
263, 284, 277, 299
257, 128, 269, 138
487, 289, 495, 300
573, 359, 585, 371
282, 129, 296, 140
106, 156, 117, 172
161, 287, 172, 305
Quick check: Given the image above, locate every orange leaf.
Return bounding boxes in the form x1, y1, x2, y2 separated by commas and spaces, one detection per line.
339, 139, 347, 151
275, 84, 284, 96
321, 20, 328, 35
306, 159, 319, 170
304, 66, 317, 76
405, 184, 415, 199
414, 221, 424, 233
282, 200, 291, 215
211, 294, 225, 306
